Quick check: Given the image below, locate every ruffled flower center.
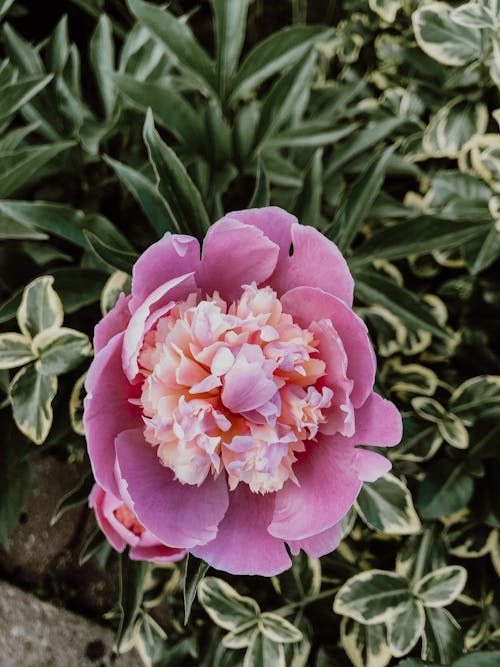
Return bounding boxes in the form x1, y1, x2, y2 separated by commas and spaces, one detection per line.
136, 284, 332, 493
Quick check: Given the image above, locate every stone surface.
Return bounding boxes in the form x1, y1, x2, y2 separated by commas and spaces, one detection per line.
0, 580, 141, 667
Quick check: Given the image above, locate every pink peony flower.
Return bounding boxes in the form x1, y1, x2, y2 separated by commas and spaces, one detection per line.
84, 207, 402, 576
89, 484, 186, 563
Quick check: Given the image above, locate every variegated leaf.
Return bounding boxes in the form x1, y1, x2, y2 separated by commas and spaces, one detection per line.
258, 613, 303, 644
243, 630, 285, 667
413, 565, 467, 608
100, 270, 131, 316
33, 327, 92, 376
356, 473, 421, 535
69, 372, 87, 436
387, 599, 425, 657
198, 577, 260, 631
334, 570, 410, 625
17, 276, 64, 339
0, 332, 35, 369
340, 617, 392, 667
9, 363, 57, 445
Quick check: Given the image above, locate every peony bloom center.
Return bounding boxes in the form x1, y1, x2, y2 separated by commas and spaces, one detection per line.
135, 283, 333, 493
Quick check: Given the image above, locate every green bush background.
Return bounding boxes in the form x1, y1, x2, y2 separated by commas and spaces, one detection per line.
0, 0, 499, 665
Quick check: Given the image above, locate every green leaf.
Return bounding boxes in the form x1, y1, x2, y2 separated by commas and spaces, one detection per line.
50, 471, 93, 526
0, 415, 31, 547
418, 460, 474, 520
354, 269, 449, 340
90, 14, 115, 117
79, 525, 111, 566
2, 22, 44, 75
0, 200, 87, 247
243, 631, 285, 667
84, 230, 138, 273
422, 607, 463, 665
248, 160, 270, 208
198, 576, 260, 631
350, 218, 490, 268
127, 0, 216, 94
143, 110, 210, 237
0, 0, 15, 20
413, 2, 482, 66
387, 600, 425, 657
0, 216, 48, 240
340, 617, 392, 667
413, 566, 467, 608
451, 4, 495, 29
453, 652, 500, 666
51, 267, 106, 314
449, 375, 500, 425
274, 551, 321, 602
17, 275, 63, 339
33, 327, 92, 376
9, 363, 57, 444
110, 74, 204, 149
0, 332, 35, 369
104, 155, 178, 237
183, 553, 209, 625
334, 570, 410, 625
258, 613, 303, 644
0, 142, 74, 198
293, 148, 323, 228
334, 147, 394, 251
223, 620, 259, 649
355, 473, 421, 535
438, 414, 469, 449
211, 0, 250, 98
230, 25, 330, 101
253, 51, 317, 150
117, 553, 149, 651
267, 122, 358, 149
0, 74, 53, 122
324, 117, 406, 176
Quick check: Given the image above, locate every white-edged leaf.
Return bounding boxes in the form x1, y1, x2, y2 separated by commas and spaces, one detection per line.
422, 606, 463, 664
222, 620, 259, 649
413, 565, 467, 608
412, 2, 482, 66
90, 14, 115, 117
0, 332, 35, 369
0, 74, 53, 121
211, 0, 251, 98
438, 414, 469, 449
33, 327, 91, 376
69, 372, 86, 436
243, 630, 285, 667
369, 0, 401, 23
355, 473, 421, 535
334, 570, 410, 624
340, 617, 392, 667
451, 3, 495, 29
100, 270, 131, 316
387, 600, 425, 657
9, 363, 57, 444
258, 613, 303, 644
17, 275, 63, 338
198, 577, 260, 631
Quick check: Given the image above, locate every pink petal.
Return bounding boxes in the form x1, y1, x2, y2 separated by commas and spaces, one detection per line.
219, 207, 297, 264
222, 354, 277, 413
355, 449, 392, 482
281, 286, 376, 408
93, 293, 131, 354
192, 485, 291, 576
89, 484, 126, 552
130, 544, 186, 563
310, 319, 354, 436
268, 435, 361, 541
287, 522, 342, 558
197, 218, 279, 302
122, 272, 197, 381
115, 428, 229, 549
130, 233, 200, 313
269, 224, 354, 306
84, 333, 141, 496
352, 392, 402, 447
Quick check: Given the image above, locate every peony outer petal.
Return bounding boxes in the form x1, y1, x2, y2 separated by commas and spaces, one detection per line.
115, 428, 229, 549
270, 223, 355, 306
351, 391, 403, 447
84, 332, 141, 497
287, 522, 343, 558
89, 484, 127, 552
355, 449, 392, 482
129, 233, 200, 313
268, 436, 362, 541
196, 218, 280, 302
122, 272, 197, 381
281, 286, 376, 408
130, 544, 186, 563
192, 484, 291, 576
93, 293, 131, 354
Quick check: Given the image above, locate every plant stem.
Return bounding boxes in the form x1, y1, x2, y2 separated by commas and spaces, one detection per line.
274, 586, 339, 616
